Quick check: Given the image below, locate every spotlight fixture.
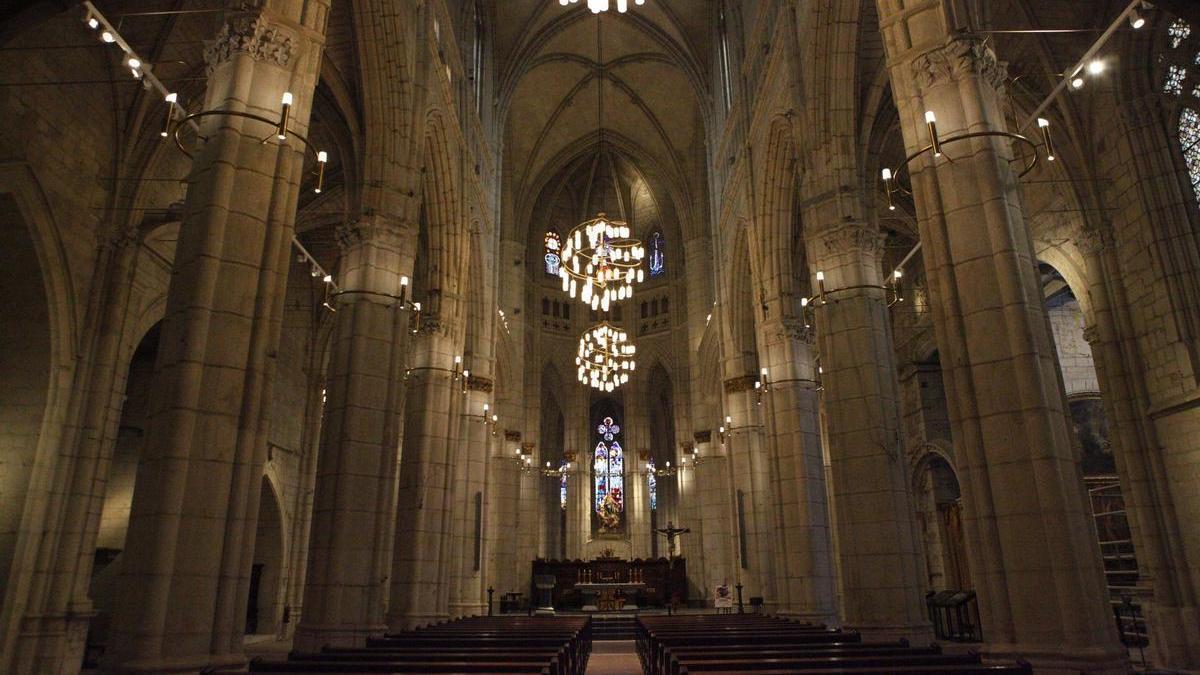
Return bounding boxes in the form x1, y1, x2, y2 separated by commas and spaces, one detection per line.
1129, 8, 1145, 29
1087, 59, 1105, 76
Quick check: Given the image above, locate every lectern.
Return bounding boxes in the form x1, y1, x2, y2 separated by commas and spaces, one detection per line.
533, 574, 557, 616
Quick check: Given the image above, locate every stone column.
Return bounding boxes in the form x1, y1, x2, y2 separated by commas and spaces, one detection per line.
876, 9, 1124, 668
808, 220, 929, 640
448, 380, 493, 618
293, 219, 413, 651
758, 319, 837, 623
722, 380, 779, 609
389, 328, 462, 629
1079, 233, 1200, 668
105, 6, 327, 672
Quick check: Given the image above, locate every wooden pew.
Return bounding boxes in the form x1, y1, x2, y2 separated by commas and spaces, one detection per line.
250, 616, 589, 675
637, 615, 1031, 675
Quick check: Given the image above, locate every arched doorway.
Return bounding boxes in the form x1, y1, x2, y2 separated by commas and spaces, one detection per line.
912, 452, 969, 592
247, 476, 285, 636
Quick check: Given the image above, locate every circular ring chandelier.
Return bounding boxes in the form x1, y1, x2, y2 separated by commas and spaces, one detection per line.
558, 0, 646, 13
559, 213, 646, 312
576, 322, 637, 392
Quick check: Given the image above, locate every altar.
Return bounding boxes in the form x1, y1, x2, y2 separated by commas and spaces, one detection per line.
530, 555, 686, 610
576, 582, 645, 611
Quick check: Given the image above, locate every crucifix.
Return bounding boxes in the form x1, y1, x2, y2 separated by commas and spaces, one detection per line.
656, 521, 690, 559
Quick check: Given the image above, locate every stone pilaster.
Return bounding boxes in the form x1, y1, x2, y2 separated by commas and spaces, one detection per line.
876, 8, 1125, 668
8, 229, 140, 675
293, 218, 414, 651
722, 377, 779, 609
807, 220, 929, 640
1077, 232, 1200, 668
757, 318, 837, 623
448, 381, 494, 618
388, 324, 463, 629
104, 6, 327, 671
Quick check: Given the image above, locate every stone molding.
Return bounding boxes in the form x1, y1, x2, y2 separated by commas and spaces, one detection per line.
203, 9, 298, 74
911, 36, 1007, 93
1082, 324, 1101, 346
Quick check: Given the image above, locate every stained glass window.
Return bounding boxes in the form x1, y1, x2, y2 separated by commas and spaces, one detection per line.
647, 457, 658, 511
1181, 108, 1200, 202
1166, 64, 1187, 95
544, 231, 562, 276
559, 459, 569, 510
649, 231, 665, 277
1169, 18, 1192, 49
594, 416, 624, 530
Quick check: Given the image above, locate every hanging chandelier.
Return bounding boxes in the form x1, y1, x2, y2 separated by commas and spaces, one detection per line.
557, 12, 645, 312
558, 0, 646, 13
576, 322, 636, 391
559, 214, 645, 311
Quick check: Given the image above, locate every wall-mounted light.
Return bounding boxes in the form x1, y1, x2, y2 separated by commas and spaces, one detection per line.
925, 110, 941, 157
1037, 118, 1056, 162
162, 92, 178, 138
314, 151, 328, 193
278, 92, 293, 141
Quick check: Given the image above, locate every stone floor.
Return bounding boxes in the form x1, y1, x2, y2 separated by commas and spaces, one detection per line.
587, 639, 641, 674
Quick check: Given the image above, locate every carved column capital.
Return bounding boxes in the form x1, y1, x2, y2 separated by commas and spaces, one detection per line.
335, 218, 412, 252
911, 36, 1008, 94
203, 9, 298, 74
722, 374, 759, 394
101, 227, 141, 253
1074, 227, 1113, 257
778, 317, 816, 346
1082, 324, 1101, 346
820, 222, 885, 260
465, 376, 494, 393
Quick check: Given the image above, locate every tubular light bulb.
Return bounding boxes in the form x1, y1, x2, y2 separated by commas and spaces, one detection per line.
87, 17, 100, 29
1087, 60, 1105, 76
924, 111, 936, 124
323, 274, 333, 283
881, 167, 892, 181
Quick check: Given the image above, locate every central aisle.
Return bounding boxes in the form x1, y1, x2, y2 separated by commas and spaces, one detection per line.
587, 639, 641, 675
